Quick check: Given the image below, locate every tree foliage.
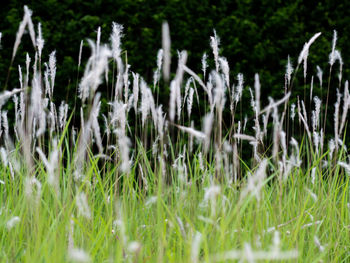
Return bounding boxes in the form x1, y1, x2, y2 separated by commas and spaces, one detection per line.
0, 0, 349, 111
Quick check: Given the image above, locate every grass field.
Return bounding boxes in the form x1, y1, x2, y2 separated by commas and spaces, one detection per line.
0, 6, 349, 262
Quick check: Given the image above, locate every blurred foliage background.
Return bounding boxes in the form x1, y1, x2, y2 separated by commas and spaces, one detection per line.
0, 0, 349, 125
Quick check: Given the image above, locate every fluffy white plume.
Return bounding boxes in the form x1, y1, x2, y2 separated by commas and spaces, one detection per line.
12, 6, 36, 60
49, 51, 57, 96
68, 248, 91, 263
329, 30, 338, 66
298, 32, 322, 79
6, 216, 20, 230
76, 192, 91, 219
235, 73, 244, 104
78, 40, 84, 68
291, 103, 296, 121
36, 138, 60, 195
36, 22, 44, 58
175, 124, 206, 139
24, 176, 42, 203
240, 159, 268, 202
0, 88, 22, 109
202, 52, 208, 79
316, 65, 323, 87
203, 112, 213, 153
191, 232, 202, 263
79, 42, 112, 102
162, 21, 171, 81
111, 22, 124, 73
210, 30, 220, 72
286, 55, 293, 86
187, 87, 194, 117
219, 57, 230, 87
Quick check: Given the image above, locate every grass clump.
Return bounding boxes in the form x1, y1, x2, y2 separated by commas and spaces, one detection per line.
0, 6, 349, 262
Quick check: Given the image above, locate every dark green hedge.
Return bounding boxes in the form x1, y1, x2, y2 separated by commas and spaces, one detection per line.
0, 0, 349, 116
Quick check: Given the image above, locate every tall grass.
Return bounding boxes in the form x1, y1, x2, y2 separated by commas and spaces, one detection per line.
0, 6, 349, 262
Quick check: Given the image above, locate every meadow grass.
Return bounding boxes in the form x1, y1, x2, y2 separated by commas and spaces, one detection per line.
0, 6, 349, 262
0, 147, 349, 262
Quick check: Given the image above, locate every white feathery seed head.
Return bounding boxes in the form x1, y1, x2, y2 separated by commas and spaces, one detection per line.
219, 57, 230, 87
298, 32, 322, 79
157, 48, 163, 72
68, 248, 91, 263
328, 139, 335, 159
79, 43, 112, 102
202, 52, 208, 79
1, 111, 8, 140
140, 79, 151, 126
311, 111, 317, 132
110, 22, 124, 73
316, 65, 323, 87
12, 6, 36, 60
78, 40, 83, 68
96, 26, 101, 55
184, 77, 192, 100
298, 32, 322, 65
291, 103, 296, 121
204, 185, 221, 203
176, 124, 206, 140
210, 30, 220, 72
58, 101, 69, 130
169, 80, 177, 122
36, 22, 44, 58
156, 106, 165, 140
213, 71, 226, 110
76, 192, 91, 219
162, 21, 171, 81
314, 236, 325, 252
191, 232, 202, 263
18, 64, 23, 89
25, 53, 31, 83
187, 87, 194, 117
313, 96, 321, 129
332, 49, 343, 66
44, 63, 50, 97
91, 101, 103, 154
240, 159, 268, 202
24, 5, 36, 48
49, 51, 57, 96
24, 176, 42, 203
333, 49, 344, 83
128, 241, 141, 254
123, 63, 130, 102
235, 73, 244, 104
286, 55, 293, 85
340, 81, 350, 135
6, 216, 20, 230
132, 72, 139, 111
329, 30, 338, 66
36, 139, 59, 194
311, 167, 316, 184
338, 161, 350, 175
115, 128, 131, 173
30, 73, 43, 125
0, 147, 7, 167
334, 89, 341, 148
110, 100, 127, 132
0, 88, 23, 110
254, 73, 261, 114
203, 112, 214, 153
174, 50, 187, 121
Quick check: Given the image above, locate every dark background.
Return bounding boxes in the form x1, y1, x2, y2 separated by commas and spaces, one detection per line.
0, 0, 349, 129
